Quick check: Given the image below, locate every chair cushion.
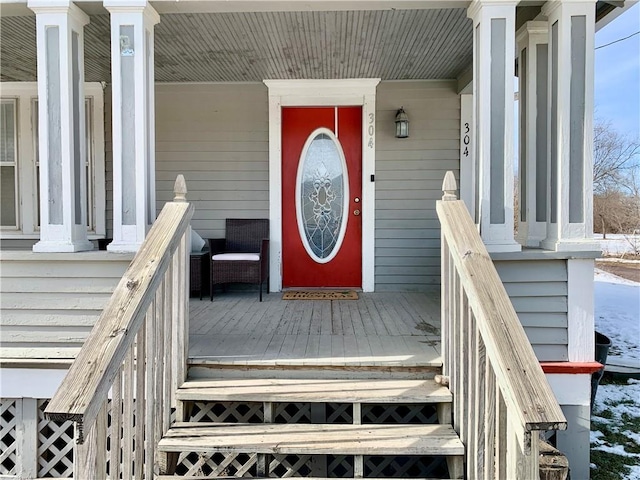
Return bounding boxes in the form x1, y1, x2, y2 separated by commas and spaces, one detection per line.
212, 253, 260, 261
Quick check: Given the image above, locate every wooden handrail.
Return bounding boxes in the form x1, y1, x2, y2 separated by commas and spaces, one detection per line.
437, 171, 566, 478
44, 175, 194, 478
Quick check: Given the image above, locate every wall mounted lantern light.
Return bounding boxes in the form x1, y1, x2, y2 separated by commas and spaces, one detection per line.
395, 107, 409, 138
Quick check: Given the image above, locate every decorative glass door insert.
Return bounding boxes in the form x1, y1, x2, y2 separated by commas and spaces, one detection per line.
295, 128, 349, 263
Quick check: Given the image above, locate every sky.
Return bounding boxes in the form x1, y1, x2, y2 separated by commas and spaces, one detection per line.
594, 3, 640, 137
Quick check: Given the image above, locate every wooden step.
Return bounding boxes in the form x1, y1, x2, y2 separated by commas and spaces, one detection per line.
177, 378, 452, 404
156, 477, 458, 480
158, 423, 464, 456
187, 364, 441, 380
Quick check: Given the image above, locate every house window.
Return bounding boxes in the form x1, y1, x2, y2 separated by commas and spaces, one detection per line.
0, 99, 18, 228
0, 82, 105, 239
32, 98, 96, 231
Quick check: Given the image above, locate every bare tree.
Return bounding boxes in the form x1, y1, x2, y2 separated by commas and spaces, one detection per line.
592, 121, 640, 237
593, 121, 640, 195
594, 190, 639, 235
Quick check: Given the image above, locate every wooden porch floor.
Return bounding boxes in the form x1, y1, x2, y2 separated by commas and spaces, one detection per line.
188, 291, 442, 369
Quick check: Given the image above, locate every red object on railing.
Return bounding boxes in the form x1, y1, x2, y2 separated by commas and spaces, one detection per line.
540, 362, 603, 374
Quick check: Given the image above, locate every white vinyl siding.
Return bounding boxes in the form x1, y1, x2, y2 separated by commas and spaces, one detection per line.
375, 81, 460, 292
494, 259, 569, 361
152, 83, 269, 239
149, 81, 459, 291
0, 252, 131, 359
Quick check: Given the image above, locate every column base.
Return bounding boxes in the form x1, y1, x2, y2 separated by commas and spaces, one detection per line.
516, 235, 544, 248
32, 239, 94, 253
540, 238, 601, 252
107, 240, 142, 253
516, 222, 547, 248
484, 241, 522, 253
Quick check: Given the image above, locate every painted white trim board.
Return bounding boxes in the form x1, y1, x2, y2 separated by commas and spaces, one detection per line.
264, 79, 380, 292
546, 373, 590, 406
0, 368, 68, 399
567, 259, 595, 362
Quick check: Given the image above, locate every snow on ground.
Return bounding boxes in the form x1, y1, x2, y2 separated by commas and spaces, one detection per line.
594, 233, 640, 256
591, 379, 640, 477
594, 270, 640, 360
591, 267, 640, 478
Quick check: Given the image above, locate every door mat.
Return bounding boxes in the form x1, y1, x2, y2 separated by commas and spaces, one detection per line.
283, 290, 359, 300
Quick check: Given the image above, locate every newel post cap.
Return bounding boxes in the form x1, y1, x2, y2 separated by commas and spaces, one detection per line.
441, 171, 458, 201
173, 175, 187, 202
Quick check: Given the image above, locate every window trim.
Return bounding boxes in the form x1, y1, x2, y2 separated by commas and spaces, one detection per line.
0, 98, 20, 229
0, 82, 105, 239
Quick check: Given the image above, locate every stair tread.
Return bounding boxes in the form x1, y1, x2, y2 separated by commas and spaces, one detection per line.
177, 378, 452, 403
156, 477, 457, 480
158, 422, 464, 456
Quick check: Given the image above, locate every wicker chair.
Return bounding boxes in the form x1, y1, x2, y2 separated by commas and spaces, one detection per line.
209, 219, 269, 301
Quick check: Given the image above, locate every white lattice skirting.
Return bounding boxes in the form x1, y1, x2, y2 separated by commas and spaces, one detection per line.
1, 398, 75, 478
2, 398, 445, 478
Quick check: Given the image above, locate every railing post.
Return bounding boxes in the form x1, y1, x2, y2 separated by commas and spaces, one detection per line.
539, 440, 569, 480
135, 326, 146, 479
172, 174, 190, 396
440, 171, 459, 477
75, 400, 107, 480
44, 175, 193, 480
437, 170, 567, 480
440, 170, 458, 381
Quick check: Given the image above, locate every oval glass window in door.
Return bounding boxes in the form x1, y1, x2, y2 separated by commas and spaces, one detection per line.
295, 128, 349, 263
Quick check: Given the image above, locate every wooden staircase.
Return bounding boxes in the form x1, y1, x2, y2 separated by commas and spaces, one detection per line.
157, 376, 464, 479
39, 176, 570, 479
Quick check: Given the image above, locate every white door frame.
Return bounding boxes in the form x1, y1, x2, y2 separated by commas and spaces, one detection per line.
264, 79, 380, 292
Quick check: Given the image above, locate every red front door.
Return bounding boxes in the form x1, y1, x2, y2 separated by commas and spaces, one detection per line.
282, 106, 362, 288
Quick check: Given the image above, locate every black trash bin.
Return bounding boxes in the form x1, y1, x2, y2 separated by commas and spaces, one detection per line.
97, 238, 112, 251
591, 331, 612, 411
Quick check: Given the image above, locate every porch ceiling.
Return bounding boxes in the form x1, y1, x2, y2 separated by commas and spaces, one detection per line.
1, 8, 473, 83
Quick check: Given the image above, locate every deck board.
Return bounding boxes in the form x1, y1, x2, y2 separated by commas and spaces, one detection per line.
177, 378, 453, 403
189, 292, 442, 368
159, 423, 464, 456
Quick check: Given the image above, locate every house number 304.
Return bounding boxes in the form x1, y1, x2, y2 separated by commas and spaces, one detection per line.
462, 122, 470, 157
368, 113, 375, 148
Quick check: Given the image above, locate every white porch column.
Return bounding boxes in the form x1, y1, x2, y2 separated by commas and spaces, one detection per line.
29, 1, 93, 253
541, 0, 598, 251
467, 0, 521, 252
104, 0, 159, 253
516, 21, 549, 247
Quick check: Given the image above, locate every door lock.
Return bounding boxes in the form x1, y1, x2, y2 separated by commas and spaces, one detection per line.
354, 209, 360, 216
